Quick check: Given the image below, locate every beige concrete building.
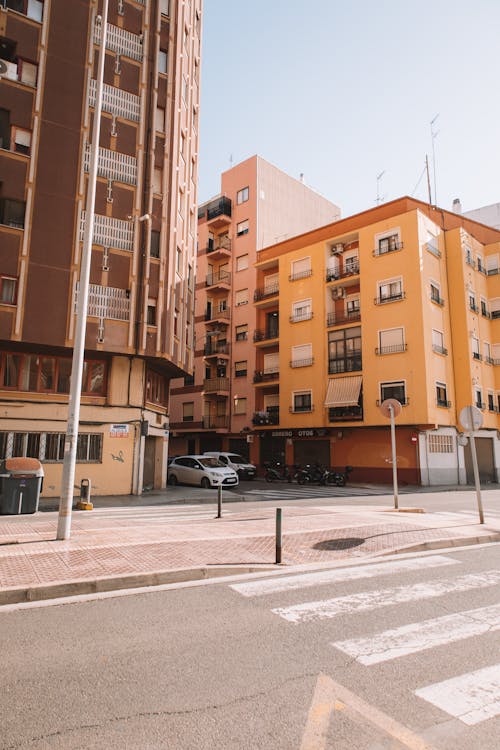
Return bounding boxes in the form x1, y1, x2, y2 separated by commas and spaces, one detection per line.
168, 155, 340, 460
0, 0, 202, 496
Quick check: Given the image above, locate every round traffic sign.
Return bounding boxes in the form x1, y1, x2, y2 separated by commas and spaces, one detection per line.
380, 398, 402, 418
459, 405, 483, 432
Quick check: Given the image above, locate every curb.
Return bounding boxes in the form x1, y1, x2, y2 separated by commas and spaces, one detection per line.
378, 531, 500, 556
0, 564, 276, 607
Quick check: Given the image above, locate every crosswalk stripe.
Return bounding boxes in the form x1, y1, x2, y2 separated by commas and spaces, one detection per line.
415, 664, 500, 725
230, 555, 460, 597
271, 570, 500, 623
332, 603, 500, 664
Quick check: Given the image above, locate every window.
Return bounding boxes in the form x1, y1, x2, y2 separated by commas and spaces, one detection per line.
0, 431, 102, 462
428, 434, 453, 453
176, 246, 182, 273
0, 352, 106, 395
146, 369, 167, 405
291, 343, 313, 368
235, 288, 248, 306
471, 336, 481, 360
328, 326, 362, 374
45, 433, 65, 462
426, 232, 440, 257
158, 49, 168, 74
147, 300, 157, 326
12, 127, 31, 155
291, 299, 312, 322
469, 292, 478, 312
236, 219, 249, 236
432, 329, 446, 355
155, 107, 165, 132
480, 298, 489, 317
184, 374, 194, 386
153, 168, 162, 194
0, 276, 17, 305
6, 1, 44, 22
182, 402, 194, 422
290, 257, 311, 281
377, 278, 403, 303
344, 254, 359, 274
236, 254, 249, 272
18, 59, 38, 86
346, 297, 360, 318
484, 341, 492, 364
375, 232, 401, 255
235, 361, 247, 377
436, 382, 449, 407
159, 0, 169, 15
488, 392, 495, 412
475, 389, 484, 409
0, 198, 26, 228
76, 434, 102, 462
150, 230, 160, 258
235, 324, 248, 341
380, 381, 406, 404
237, 186, 249, 204
233, 396, 247, 415
293, 391, 312, 413
182, 75, 188, 102
378, 328, 405, 355
430, 281, 443, 305
477, 254, 484, 273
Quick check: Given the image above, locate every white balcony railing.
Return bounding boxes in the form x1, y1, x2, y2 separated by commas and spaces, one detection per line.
83, 143, 137, 185
89, 79, 140, 122
76, 283, 130, 321
94, 20, 143, 61
80, 211, 134, 251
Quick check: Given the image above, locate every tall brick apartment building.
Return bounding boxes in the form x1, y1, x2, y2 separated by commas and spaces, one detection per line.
0, 0, 202, 495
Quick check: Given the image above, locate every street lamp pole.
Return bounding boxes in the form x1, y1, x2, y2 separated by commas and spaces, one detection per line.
57, 1, 109, 540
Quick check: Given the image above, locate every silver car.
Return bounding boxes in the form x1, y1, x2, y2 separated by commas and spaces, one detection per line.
167, 455, 239, 488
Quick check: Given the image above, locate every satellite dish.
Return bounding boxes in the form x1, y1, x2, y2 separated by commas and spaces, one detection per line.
0, 60, 8, 76
379, 398, 402, 418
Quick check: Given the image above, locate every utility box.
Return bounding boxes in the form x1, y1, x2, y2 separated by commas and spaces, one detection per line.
80, 478, 91, 502
0, 458, 44, 515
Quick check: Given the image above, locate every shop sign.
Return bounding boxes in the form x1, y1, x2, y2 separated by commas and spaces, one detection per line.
269, 428, 329, 438
110, 424, 129, 438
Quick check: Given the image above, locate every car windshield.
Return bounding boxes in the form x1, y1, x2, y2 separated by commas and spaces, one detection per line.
199, 457, 224, 468
227, 454, 247, 464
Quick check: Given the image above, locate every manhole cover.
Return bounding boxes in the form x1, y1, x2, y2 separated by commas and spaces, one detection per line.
314, 537, 365, 551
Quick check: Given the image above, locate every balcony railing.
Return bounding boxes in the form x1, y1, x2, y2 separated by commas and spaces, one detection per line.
327, 311, 361, 326
374, 291, 405, 305
430, 294, 445, 306
76, 283, 130, 321
253, 329, 279, 342
326, 264, 359, 281
289, 268, 312, 282
206, 270, 231, 287
204, 342, 230, 357
328, 356, 362, 374
472, 352, 482, 361
432, 344, 448, 355
83, 143, 137, 185
203, 196, 232, 221
203, 377, 230, 392
254, 282, 279, 301
290, 357, 314, 368
328, 405, 363, 422
94, 19, 143, 61
289, 404, 314, 413
80, 211, 134, 250
436, 399, 451, 408
253, 369, 279, 383
373, 240, 404, 256
485, 356, 494, 365
491, 310, 500, 319
205, 308, 230, 322
89, 79, 140, 122
376, 398, 410, 407
206, 236, 232, 254
290, 311, 313, 323
426, 241, 441, 258
202, 415, 229, 429
469, 302, 479, 313
375, 344, 407, 355
252, 408, 279, 426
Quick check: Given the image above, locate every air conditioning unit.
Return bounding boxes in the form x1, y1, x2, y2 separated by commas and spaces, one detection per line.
331, 243, 344, 255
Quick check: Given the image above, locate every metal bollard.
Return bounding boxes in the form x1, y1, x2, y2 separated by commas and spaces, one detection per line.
216, 483, 222, 518
276, 507, 282, 564
80, 478, 91, 502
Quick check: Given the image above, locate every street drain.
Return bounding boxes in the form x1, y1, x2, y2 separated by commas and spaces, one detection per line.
313, 537, 365, 551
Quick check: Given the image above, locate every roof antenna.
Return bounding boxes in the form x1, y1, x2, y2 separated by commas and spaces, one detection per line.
430, 114, 439, 206
376, 170, 385, 205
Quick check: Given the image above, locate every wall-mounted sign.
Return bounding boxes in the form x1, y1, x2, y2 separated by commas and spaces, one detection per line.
110, 424, 129, 438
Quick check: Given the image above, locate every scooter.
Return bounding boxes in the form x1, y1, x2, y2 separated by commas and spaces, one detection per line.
297, 463, 327, 485
264, 462, 293, 483
326, 465, 353, 486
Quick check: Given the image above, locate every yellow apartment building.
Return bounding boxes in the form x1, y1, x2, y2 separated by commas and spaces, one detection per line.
253, 197, 500, 485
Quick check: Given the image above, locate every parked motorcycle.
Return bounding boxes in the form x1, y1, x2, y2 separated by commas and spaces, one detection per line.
325, 465, 353, 487
297, 463, 328, 485
264, 462, 293, 483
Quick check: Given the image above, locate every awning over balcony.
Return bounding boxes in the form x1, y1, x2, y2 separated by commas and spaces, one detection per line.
324, 375, 362, 406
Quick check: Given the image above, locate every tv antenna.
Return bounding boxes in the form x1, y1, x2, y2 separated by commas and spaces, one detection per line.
376, 171, 386, 205
430, 114, 439, 206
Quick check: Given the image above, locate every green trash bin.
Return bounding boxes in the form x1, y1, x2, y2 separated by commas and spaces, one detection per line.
0, 458, 44, 515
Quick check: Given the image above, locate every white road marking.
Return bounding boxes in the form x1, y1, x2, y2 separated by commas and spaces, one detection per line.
230, 555, 459, 597
415, 664, 500, 725
332, 603, 500, 664
272, 570, 500, 623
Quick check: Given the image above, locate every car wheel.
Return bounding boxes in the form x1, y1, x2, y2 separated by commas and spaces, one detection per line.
201, 477, 211, 489
168, 474, 178, 486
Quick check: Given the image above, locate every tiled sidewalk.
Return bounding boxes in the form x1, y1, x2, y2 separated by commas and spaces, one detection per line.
1, 505, 499, 602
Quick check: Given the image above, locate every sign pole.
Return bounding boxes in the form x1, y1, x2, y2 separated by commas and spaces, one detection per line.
389, 404, 399, 509
467, 407, 484, 524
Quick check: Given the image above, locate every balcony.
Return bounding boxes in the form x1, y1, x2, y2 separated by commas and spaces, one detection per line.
375, 344, 407, 355
254, 369, 279, 384
426, 240, 441, 258
373, 239, 404, 256
206, 269, 231, 289
83, 144, 137, 185
290, 357, 314, 368
94, 19, 143, 61
205, 308, 230, 325
202, 196, 232, 227
202, 377, 230, 394
328, 405, 363, 422
89, 79, 140, 122
204, 342, 230, 358
430, 293, 445, 306
432, 344, 448, 356
327, 311, 361, 327
289, 268, 312, 282
326, 263, 359, 281
469, 302, 479, 314
254, 281, 279, 302
254, 329, 279, 344
76, 283, 130, 321
169, 420, 204, 431
376, 398, 410, 407
202, 415, 229, 430
289, 404, 314, 413
290, 311, 313, 323
436, 399, 451, 408
374, 291, 405, 305
491, 310, 500, 320
206, 236, 231, 259
80, 212, 134, 251
252, 407, 279, 426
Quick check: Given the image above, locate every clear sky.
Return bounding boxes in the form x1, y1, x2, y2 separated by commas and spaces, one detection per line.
197, 0, 500, 218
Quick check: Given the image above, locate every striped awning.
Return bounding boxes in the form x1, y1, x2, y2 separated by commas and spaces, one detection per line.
324, 375, 362, 407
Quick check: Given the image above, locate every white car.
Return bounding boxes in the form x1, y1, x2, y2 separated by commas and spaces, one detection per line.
204, 452, 257, 480
167, 455, 239, 488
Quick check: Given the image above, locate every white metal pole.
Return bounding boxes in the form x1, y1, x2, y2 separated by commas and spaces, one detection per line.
57, 1, 109, 540
469, 434, 484, 524
389, 404, 399, 509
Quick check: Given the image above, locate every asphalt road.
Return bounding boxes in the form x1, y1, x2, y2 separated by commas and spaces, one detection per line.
1, 543, 499, 749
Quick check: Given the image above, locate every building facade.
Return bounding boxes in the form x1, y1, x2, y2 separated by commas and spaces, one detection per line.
168, 156, 340, 458
253, 197, 500, 485
0, 0, 202, 496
